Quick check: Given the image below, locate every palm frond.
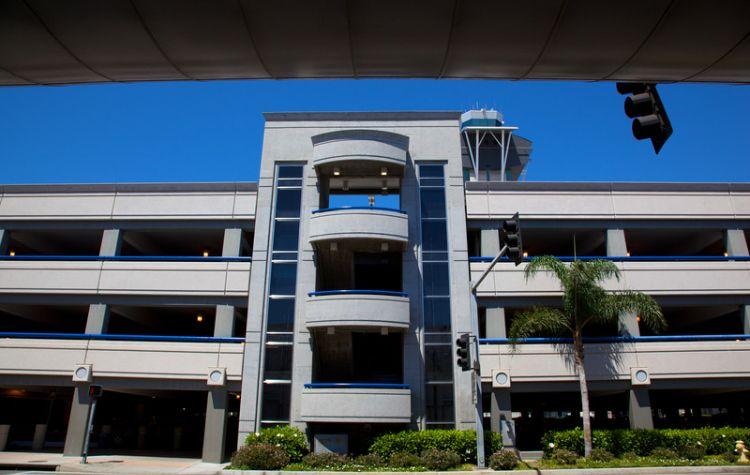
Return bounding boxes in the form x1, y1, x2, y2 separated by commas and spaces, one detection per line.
524, 256, 569, 286
609, 290, 666, 333
508, 307, 570, 340
575, 259, 621, 284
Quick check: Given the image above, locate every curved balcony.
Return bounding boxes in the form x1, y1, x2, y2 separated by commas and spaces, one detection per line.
311, 130, 408, 173
300, 383, 411, 423
306, 290, 410, 329
309, 207, 408, 247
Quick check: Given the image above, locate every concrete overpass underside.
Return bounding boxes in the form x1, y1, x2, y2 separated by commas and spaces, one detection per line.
1, 0, 749, 86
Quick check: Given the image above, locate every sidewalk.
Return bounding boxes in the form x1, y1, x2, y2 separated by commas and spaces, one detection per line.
0, 451, 225, 474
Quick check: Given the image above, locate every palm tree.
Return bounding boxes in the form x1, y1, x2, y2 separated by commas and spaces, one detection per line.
508, 256, 665, 457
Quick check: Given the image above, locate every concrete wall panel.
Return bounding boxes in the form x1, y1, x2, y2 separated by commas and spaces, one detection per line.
299, 387, 411, 423
305, 293, 410, 328
480, 340, 750, 383
308, 208, 409, 244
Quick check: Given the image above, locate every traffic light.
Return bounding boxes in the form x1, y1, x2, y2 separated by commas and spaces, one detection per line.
616, 82, 673, 154
456, 333, 471, 371
88, 385, 103, 399
502, 212, 523, 265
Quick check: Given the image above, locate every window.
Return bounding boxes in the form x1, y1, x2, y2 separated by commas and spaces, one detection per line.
419, 163, 455, 426
260, 163, 304, 426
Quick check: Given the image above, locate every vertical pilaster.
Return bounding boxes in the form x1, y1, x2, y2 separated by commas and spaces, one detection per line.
485, 307, 507, 339
607, 229, 640, 336
480, 228, 500, 256
214, 305, 236, 338
99, 229, 122, 256
202, 389, 228, 463
63, 386, 92, 456
725, 229, 749, 257
222, 228, 243, 257
85, 304, 109, 334
606, 229, 628, 256
628, 388, 654, 429
0, 229, 8, 255
85, 230, 121, 334
741, 305, 750, 335
491, 389, 515, 448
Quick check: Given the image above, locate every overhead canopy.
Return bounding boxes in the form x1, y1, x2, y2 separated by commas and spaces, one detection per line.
1, 0, 749, 86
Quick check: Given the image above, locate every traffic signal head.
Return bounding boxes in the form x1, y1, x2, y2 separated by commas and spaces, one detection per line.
502, 212, 523, 266
616, 83, 673, 154
456, 333, 471, 372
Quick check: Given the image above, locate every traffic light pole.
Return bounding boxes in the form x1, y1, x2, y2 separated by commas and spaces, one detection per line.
469, 243, 509, 469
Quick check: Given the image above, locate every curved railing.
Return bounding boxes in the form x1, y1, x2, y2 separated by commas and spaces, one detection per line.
307, 289, 407, 298
312, 206, 406, 215
469, 255, 750, 263
0, 332, 244, 343
304, 382, 409, 389
0, 255, 251, 262
306, 290, 410, 328
480, 334, 750, 344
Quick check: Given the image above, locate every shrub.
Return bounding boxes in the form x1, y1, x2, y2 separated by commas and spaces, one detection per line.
550, 449, 578, 465
370, 429, 500, 464
650, 447, 679, 460
588, 448, 614, 462
244, 425, 309, 462
679, 443, 706, 460
542, 427, 750, 456
231, 443, 290, 470
352, 453, 383, 467
489, 449, 519, 470
389, 452, 422, 468
301, 451, 348, 469
621, 451, 639, 460
420, 448, 461, 470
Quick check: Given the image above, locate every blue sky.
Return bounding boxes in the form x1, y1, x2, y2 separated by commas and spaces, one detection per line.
0, 80, 747, 184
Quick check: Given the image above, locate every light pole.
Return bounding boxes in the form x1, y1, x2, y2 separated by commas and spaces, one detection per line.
465, 212, 522, 468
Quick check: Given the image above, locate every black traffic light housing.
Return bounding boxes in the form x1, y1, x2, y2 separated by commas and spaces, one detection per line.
616, 82, 673, 154
502, 212, 523, 266
88, 385, 103, 399
456, 333, 471, 371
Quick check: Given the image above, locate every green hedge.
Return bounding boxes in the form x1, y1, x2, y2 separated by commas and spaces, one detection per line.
369, 429, 501, 463
244, 425, 309, 462
542, 427, 750, 456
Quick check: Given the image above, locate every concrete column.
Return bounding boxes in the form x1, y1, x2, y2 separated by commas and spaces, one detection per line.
606, 229, 639, 336
490, 389, 515, 448
63, 386, 92, 456
628, 388, 654, 429
606, 229, 628, 256
214, 305, 235, 338
99, 229, 122, 256
0, 424, 9, 451
725, 229, 749, 257
32, 424, 48, 451
485, 307, 507, 339
222, 228, 243, 257
619, 312, 640, 337
0, 229, 8, 255
741, 305, 750, 335
85, 304, 109, 334
480, 228, 500, 256
202, 389, 228, 463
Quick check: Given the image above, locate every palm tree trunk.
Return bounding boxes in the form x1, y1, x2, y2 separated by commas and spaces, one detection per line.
574, 337, 593, 457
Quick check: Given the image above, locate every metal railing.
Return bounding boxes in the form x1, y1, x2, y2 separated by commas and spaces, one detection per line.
0, 332, 243, 343
0, 255, 251, 262
304, 382, 410, 389
312, 206, 406, 214
307, 289, 408, 298
479, 334, 750, 344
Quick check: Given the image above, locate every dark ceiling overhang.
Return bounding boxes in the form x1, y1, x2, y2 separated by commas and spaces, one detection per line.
2, 0, 749, 86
